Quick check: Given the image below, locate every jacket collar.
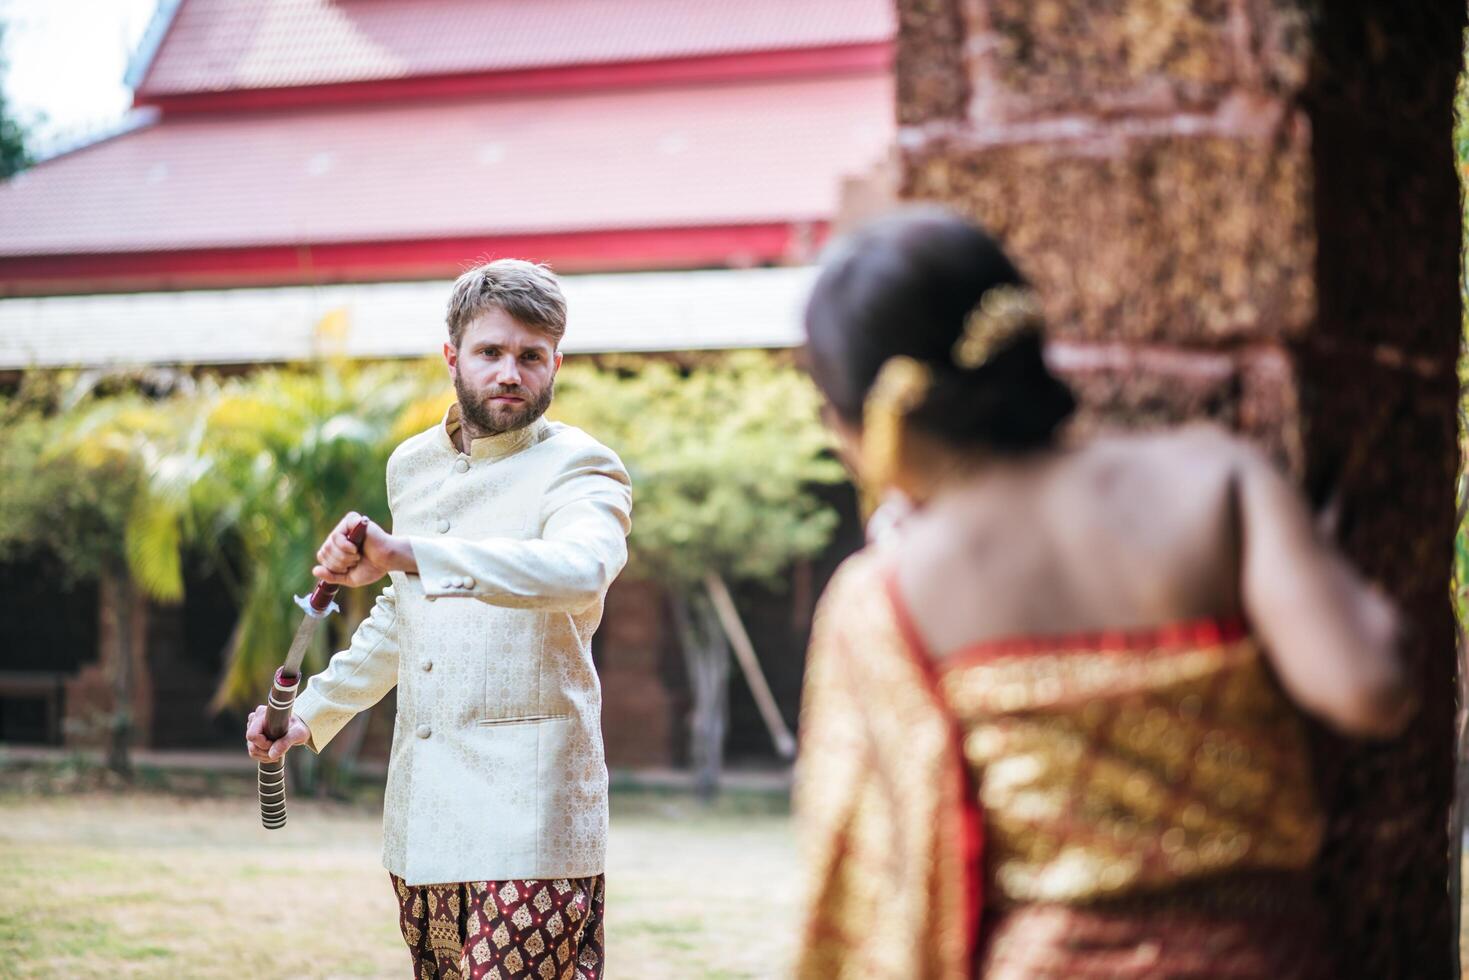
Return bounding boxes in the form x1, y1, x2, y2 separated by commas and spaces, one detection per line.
439, 402, 548, 461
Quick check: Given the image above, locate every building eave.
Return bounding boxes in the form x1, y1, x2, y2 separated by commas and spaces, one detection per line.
135, 41, 893, 116
0, 266, 816, 369
0, 223, 826, 298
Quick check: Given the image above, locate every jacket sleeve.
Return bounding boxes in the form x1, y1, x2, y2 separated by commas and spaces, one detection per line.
405, 443, 633, 613
293, 585, 401, 753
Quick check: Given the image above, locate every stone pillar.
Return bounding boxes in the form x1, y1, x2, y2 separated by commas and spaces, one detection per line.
894, 1, 1463, 975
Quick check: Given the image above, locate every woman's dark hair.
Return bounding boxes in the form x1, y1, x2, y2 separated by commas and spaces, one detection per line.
804, 206, 1076, 454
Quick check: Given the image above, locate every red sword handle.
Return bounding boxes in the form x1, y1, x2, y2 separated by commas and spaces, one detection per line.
305, 516, 372, 617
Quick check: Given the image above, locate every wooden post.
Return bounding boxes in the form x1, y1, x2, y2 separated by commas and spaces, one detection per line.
704, 573, 796, 759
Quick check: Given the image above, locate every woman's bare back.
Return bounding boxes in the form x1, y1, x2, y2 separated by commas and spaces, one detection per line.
895, 423, 1413, 737
900, 424, 1245, 649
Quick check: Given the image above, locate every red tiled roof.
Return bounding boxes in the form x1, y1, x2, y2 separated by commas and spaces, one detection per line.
0, 74, 893, 257
136, 0, 896, 97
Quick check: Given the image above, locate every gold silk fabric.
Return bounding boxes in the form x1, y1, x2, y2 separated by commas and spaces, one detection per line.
928, 600, 1324, 909
795, 552, 975, 980
794, 549, 1325, 979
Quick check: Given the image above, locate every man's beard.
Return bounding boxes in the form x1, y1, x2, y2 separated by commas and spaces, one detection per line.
454, 375, 554, 437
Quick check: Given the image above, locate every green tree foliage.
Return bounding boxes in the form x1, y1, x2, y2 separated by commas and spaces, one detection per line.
203, 361, 448, 710
553, 353, 844, 792
0, 401, 135, 584
0, 375, 210, 773
551, 353, 846, 590
0, 353, 845, 788
1453, 60, 1469, 659
0, 23, 31, 179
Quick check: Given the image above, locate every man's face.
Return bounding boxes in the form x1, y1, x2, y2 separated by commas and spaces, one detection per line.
444, 307, 563, 436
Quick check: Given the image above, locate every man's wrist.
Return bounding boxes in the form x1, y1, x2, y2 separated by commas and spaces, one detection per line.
385, 533, 418, 574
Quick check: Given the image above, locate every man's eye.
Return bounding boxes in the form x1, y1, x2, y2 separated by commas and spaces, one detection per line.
523, 353, 541, 362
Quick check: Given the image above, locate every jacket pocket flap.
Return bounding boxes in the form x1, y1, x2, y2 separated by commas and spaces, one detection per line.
475, 713, 569, 727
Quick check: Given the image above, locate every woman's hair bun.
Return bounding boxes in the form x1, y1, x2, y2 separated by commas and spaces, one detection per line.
804, 206, 1075, 453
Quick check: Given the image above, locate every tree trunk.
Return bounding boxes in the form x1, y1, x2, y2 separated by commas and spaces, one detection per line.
105, 563, 134, 778
672, 590, 730, 802
1453, 600, 1467, 971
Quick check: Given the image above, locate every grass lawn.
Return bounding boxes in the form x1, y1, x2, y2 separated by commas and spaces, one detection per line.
0, 764, 797, 979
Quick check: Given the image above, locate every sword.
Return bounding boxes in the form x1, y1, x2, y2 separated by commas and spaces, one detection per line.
258, 516, 371, 830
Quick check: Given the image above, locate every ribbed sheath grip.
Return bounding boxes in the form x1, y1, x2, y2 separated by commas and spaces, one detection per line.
258, 667, 299, 830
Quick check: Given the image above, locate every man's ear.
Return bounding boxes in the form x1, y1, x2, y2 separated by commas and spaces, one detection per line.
553, 350, 564, 374
443, 341, 458, 375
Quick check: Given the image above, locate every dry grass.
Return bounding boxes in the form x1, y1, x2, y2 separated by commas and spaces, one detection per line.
0, 770, 796, 980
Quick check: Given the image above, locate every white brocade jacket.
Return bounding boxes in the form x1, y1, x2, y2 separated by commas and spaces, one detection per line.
293, 405, 632, 886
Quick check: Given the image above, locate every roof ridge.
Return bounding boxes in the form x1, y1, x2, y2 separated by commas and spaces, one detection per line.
124, 0, 185, 93
133, 0, 896, 101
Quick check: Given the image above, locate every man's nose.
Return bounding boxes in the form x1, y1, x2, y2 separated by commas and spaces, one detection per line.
492, 356, 522, 386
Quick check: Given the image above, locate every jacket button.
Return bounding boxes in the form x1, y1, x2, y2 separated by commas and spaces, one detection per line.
436, 518, 450, 533
455, 458, 469, 473
462, 576, 476, 589
416, 724, 432, 739
441, 577, 455, 589
422, 660, 433, 672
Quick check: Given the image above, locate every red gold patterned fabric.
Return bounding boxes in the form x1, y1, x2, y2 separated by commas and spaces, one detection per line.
390, 872, 605, 980
900, 579, 1325, 910
793, 549, 1330, 979
794, 553, 975, 980
978, 890, 1330, 979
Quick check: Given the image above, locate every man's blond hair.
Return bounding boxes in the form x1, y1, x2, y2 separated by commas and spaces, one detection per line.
445, 259, 567, 348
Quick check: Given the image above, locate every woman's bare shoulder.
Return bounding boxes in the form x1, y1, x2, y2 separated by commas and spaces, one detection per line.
1080, 422, 1268, 477
816, 546, 888, 611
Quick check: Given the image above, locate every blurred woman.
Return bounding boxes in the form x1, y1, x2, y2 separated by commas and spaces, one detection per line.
793, 208, 1413, 979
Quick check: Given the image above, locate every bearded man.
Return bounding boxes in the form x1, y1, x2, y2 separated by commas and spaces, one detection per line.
244, 259, 632, 980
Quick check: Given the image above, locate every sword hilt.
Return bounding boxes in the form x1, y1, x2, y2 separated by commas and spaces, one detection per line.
306, 516, 371, 612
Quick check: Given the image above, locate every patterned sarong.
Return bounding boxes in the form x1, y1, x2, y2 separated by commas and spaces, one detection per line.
795, 551, 1332, 979
979, 889, 1331, 979
390, 872, 605, 980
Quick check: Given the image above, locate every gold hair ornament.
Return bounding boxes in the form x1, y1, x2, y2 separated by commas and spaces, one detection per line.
952, 284, 1042, 370
860, 355, 934, 510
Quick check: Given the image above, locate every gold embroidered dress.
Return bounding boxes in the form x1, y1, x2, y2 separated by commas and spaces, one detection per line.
794, 550, 1329, 979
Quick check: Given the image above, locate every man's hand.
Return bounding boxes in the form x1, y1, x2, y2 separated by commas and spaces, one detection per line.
245, 705, 312, 762
312, 511, 412, 586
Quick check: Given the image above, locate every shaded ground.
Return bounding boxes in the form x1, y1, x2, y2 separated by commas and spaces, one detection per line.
0, 764, 796, 979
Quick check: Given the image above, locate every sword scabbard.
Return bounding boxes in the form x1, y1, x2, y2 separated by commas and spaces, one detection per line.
258, 666, 299, 830
257, 515, 370, 831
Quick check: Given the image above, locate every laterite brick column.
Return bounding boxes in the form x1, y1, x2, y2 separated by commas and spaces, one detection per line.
893, 2, 1465, 975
